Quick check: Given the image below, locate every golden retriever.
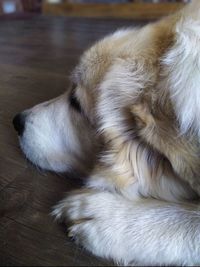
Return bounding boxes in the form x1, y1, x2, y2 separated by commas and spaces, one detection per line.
13, 1, 200, 265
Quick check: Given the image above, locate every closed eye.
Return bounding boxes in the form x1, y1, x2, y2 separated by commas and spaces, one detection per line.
69, 91, 82, 112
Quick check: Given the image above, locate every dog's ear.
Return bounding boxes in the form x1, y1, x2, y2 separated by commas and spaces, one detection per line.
162, 2, 200, 136
97, 57, 158, 142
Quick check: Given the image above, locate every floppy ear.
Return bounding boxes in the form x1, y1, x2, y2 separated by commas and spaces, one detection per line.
96, 41, 200, 197
162, 2, 200, 136
92, 55, 197, 201
97, 57, 157, 142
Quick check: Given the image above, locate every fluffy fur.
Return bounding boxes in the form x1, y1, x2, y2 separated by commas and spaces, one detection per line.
14, 1, 200, 265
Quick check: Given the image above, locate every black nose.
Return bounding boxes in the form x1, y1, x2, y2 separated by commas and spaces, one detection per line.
13, 113, 26, 136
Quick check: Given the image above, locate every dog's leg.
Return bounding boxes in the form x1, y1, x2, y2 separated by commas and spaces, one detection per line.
52, 189, 200, 266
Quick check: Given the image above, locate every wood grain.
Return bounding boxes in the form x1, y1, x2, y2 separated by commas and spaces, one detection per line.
0, 16, 146, 266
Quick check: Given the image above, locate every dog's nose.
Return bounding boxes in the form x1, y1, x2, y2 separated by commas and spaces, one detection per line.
13, 113, 26, 136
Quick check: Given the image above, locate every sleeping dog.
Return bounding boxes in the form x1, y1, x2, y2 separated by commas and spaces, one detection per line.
13, 1, 200, 265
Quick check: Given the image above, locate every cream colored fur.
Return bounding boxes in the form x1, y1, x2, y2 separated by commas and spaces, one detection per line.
16, 1, 200, 265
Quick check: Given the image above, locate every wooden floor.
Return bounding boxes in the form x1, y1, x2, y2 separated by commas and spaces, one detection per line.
0, 16, 146, 266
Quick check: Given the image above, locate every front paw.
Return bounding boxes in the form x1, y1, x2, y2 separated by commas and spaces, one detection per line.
52, 190, 126, 264
52, 190, 94, 223
52, 190, 200, 266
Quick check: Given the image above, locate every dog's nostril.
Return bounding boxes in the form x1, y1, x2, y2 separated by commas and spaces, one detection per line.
13, 113, 26, 136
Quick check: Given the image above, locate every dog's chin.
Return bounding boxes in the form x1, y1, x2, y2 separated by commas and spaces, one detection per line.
18, 135, 93, 176
19, 137, 74, 174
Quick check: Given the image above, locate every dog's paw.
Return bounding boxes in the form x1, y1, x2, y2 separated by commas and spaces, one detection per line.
52, 190, 130, 264
52, 190, 200, 266
52, 190, 100, 220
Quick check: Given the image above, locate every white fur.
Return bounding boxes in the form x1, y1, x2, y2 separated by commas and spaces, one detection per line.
19, 93, 95, 172
15, 1, 200, 266
53, 190, 200, 266
163, 17, 200, 136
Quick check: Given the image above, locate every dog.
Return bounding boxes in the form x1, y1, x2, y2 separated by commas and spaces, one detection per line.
13, 1, 200, 265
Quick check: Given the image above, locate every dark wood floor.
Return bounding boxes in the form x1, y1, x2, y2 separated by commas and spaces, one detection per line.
0, 16, 146, 266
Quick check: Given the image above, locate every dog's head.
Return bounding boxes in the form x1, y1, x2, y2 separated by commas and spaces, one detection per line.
13, 2, 200, 185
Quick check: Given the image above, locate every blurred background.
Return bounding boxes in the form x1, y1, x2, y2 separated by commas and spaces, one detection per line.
0, 0, 190, 20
